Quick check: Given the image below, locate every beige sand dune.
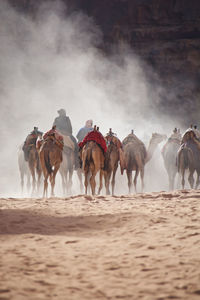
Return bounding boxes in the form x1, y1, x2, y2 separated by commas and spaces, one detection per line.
0, 190, 200, 299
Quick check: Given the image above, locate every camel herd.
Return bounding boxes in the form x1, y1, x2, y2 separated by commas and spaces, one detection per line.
18, 127, 200, 197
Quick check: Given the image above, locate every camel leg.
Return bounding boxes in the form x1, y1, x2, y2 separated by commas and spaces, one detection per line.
105, 171, 111, 195
168, 172, 173, 191
29, 166, 36, 196
188, 170, 195, 189
51, 165, 59, 197
168, 170, 175, 191
140, 167, 145, 192
98, 170, 104, 195
20, 169, 24, 194
90, 170, 97, 195
133, 168, 139, 193
61, 173, 66, 196
84, 169, 89, 195
77, 168, 83, 193
43, 174, 48, 198
111, 165, 118, 195
195, 172, 200, 189
126, 170, 132, 194
37, 169, 42, 196
178, 152, 185, 189
180, 169, 185, 189
67, 169, 73, 195
27, 173, 31, 192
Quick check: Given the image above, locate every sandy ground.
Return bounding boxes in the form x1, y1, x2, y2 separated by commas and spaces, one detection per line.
0, 190, 200, 300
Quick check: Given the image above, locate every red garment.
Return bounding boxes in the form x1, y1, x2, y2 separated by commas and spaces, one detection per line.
79, 130, 107, 153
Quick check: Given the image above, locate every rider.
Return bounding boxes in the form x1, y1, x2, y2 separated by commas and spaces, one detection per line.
104, 128, 124, 173
53, 109, 79, 169
22, 127, 43, 161
76, 119, 93, 143
41, 125, 64, 150
181, 127, 196, 146
78, 125, 107, 168
168, 128, 182, 142
193, 125, 200, 139
161, 127, 181, 156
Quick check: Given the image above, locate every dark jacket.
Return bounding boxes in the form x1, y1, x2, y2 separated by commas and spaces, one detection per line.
53, 115, 72, 136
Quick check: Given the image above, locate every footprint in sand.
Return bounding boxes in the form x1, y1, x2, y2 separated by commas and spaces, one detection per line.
0, 289, 10, 293
65, 240, 79, 244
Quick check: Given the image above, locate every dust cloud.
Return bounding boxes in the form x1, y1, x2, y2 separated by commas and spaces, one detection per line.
0, 0, 185, 196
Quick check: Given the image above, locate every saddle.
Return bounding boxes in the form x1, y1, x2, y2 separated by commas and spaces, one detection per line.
62, 134, 75, 151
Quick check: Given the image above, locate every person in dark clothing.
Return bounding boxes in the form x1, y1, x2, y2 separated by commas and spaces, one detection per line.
53, 109, 72, 136
22, 127, 43, 161
53, 109, 79, 169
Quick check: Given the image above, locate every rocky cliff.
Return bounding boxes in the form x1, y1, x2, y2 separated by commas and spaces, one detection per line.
8, 0, 200, 124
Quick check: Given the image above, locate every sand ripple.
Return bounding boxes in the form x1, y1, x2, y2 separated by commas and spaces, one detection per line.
0, 190, 200, 299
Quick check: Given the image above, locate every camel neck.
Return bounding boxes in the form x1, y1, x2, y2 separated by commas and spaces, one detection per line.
145, 140, 158, 164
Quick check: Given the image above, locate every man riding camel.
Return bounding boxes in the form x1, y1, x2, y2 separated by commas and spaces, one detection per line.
53, 109, 79, 169
76, 119, 93, 143
78, 125, 107, 168
168, 128, 181, 142
22, 127, 43, 161
161, 127, 181, 156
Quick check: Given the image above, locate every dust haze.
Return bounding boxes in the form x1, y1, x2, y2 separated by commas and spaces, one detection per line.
0, 0, 186, 196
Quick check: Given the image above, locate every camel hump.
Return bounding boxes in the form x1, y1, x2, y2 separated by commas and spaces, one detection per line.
122, 133, 144, 147
123, 134, 146, 158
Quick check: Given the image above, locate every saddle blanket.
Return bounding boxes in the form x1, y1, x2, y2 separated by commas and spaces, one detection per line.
79, 131, 107, 153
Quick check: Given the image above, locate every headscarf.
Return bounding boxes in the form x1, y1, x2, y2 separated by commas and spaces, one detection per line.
85, 119, 93, 128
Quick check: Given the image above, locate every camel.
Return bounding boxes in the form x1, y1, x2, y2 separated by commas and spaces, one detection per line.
103, 130, 124, 195
177, 146, 195, 189
59, 146, 74, 195
18, 144, 31, 193
28, 143, 42, 196
39, 136, 63, 197
177, 130, 200, 189
81, 141, 104, 195
162, 131, 181, 190
122, 132, 167, 193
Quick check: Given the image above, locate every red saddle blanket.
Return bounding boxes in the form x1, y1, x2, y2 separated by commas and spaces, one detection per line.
79, 131, 107, 153
43, 129, 63, 142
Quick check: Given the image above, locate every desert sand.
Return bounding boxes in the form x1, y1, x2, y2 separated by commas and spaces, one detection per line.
0, 190, 200, 300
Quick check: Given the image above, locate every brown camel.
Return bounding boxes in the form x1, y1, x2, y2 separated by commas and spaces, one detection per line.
177, 130, 200, 189
39, 136, 63, 197
162, 129, 182, 190
177, 146, 195, 189
81, 141, 104, 195
18, 144, 31, 193
59, 146, 74, 195
122, 132, 167, 193
103, 131, 124, 195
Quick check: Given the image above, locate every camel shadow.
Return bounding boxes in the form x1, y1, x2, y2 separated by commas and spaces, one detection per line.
0, 209, 129, 236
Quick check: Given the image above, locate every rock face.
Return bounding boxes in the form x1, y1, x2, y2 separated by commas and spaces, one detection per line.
75, 0, 200, 123
8, 0, 200, 124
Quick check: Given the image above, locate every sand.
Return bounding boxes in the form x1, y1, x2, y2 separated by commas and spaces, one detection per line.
0, 190, 200, 300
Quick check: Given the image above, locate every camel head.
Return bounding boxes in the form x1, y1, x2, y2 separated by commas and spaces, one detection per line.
150, 133, 167, 146
145, 133, 167, 164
